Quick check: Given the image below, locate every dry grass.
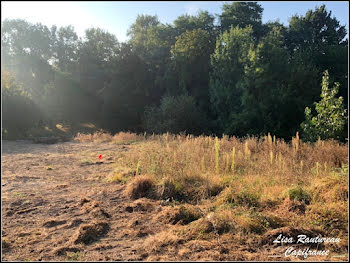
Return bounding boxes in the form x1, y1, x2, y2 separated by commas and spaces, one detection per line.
124, 174, 157, 199
156, 204, 202, 225
74, 131, 144, 144
71, 220, 109, 245
143, 229, 183, 253
77, 131, 348, 258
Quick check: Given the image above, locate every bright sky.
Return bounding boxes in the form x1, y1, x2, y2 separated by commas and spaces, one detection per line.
1, 1, 349, 42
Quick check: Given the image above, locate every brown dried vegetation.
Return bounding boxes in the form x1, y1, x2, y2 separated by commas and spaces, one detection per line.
1, 132, 348, 261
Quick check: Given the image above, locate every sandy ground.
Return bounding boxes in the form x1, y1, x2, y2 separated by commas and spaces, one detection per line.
1, 140, 348, 261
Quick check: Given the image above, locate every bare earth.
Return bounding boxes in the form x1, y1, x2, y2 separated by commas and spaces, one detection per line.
2, 140, 168, 261
1, 140, 347, 261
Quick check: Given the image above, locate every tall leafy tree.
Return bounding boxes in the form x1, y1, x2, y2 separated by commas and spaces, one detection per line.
127, 15, 176, 102
2, 68, 43, 136
128, 14, 160, 48
231, 26, 291, 137
169, 29, 213, 112
286, 4, 348, 105
1, 19, 54, 103
209, 26, 254, 134
174, 11, 217, 41
219, 2, 263, 40
50, 25, 79, 73
79, 27, 120, 95
101, 43, 154, 132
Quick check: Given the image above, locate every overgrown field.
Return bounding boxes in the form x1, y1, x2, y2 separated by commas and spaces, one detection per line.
2, 132, 348, 261
74, 131, 349, 260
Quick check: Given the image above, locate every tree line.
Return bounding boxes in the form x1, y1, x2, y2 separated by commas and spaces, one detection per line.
1, 2, 348, 141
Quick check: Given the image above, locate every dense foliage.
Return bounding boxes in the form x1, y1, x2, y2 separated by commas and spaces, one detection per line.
1, 3, 348, 141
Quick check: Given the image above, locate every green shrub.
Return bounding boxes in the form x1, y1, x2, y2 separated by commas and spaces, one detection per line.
289, 186, 311, 205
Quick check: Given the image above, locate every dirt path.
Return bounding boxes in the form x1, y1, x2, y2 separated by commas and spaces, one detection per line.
1, 140, 169, 261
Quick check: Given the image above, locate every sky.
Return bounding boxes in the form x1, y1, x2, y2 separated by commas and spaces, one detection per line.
1, 1, 349, 42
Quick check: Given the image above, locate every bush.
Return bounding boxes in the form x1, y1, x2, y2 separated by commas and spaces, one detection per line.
143, 95, 207, 135
288, 186, 311, 205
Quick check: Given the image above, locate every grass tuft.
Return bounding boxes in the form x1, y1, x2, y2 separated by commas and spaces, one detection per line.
125, 175, 156, 199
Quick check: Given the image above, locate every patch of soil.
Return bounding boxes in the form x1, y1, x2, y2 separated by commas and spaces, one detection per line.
53, 246, 81, 256
89, 207, 111, 219
65, 219, 84, 229
43, 219, 67, 228
2, 239, 11, 252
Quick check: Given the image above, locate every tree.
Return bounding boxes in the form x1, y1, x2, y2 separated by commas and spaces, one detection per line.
50, 25, 79, 73
301, 70, 347, 142
1, 19, 54, 104
100, 43, 154, 132
286, 5, 347, 53
229, 25, 291, 137
79, 27, 120, 95
80, 27, 119, 66
174, 11, 217, 41
286, 52, 321, 137
1, 19, 52, 60
219, 2, 263, 39
128, 14, 160, 47
209, 26, 254, 134
286, 4, 348, 105
127, 15, 176, 103
169, 29, 213, 112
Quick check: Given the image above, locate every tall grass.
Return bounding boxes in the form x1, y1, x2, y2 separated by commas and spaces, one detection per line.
97, 132, 347, 201
75, 131, 348, 252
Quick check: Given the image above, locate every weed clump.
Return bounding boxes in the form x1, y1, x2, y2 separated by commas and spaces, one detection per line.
288, 186, 312, 205
143, 230, 183, 253
71, 220, 109, 245
171, 205, 202, 225
217, 186, 260, 208
66, 251, 82, 261
125, 175, 156, 199
157, 177, 186, 201
2, 238, 10, 252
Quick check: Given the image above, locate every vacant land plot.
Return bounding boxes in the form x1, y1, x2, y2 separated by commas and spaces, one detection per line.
1, 133, 348, 261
